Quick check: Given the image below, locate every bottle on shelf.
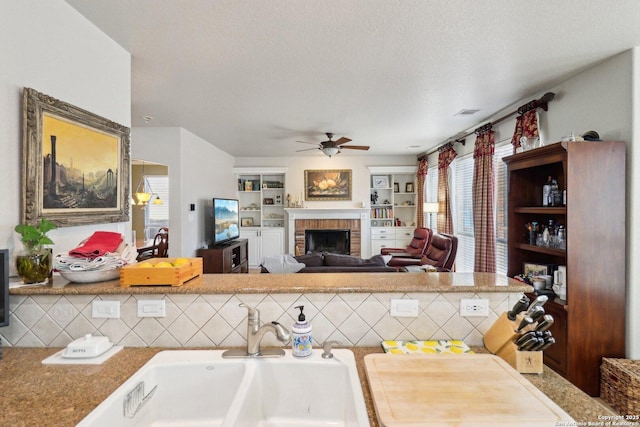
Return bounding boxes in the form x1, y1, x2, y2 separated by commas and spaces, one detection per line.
550, 179, 562, 206
542, 176, 553, 207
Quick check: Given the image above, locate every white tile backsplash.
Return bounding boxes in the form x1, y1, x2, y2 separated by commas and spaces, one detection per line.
1, 291, 519, 348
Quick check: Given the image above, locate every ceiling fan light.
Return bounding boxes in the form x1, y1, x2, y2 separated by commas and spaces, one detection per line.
321, 146, 340, 157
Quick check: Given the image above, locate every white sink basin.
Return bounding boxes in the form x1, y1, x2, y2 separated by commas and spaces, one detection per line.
76, 349, 370, 427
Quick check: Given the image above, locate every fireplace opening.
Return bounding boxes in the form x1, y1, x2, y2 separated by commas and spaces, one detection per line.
305, 229, 350, 255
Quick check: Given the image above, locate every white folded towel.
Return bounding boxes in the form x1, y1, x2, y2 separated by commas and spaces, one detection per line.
260, 254, 305, 273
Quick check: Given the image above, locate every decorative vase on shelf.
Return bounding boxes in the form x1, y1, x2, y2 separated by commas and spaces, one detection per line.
14, 218, 57, 284
16, 249, 53, 284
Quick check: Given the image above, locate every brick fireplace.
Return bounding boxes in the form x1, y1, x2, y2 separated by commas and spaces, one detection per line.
285, 208, 370, 258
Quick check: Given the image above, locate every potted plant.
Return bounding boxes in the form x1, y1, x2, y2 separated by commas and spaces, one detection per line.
14, 218, 57, 284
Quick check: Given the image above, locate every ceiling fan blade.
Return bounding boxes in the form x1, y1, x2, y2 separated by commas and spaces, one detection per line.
335, 137, 352, 145
340, 145, 370, 150
296, 140, 318, 145
296, 147, 321, 152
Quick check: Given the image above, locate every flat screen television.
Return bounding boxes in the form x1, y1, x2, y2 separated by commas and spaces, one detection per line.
213, 198, 240, 246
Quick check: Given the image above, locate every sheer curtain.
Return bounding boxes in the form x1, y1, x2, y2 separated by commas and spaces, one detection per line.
416, 157, 428, 228
472, 129, 496, 272
437, 144, 457, 234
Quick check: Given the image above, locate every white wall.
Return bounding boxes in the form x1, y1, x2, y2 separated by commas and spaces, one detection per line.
629, 47, 640, 359
0, 0, 131, 273
132, 127, 236, 257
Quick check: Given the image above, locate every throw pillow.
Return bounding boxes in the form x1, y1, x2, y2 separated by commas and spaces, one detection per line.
323, 253, 365, 266
294, 252, 324, 267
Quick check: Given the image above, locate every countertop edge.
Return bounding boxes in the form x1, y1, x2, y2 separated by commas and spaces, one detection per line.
10, 272, 533, 295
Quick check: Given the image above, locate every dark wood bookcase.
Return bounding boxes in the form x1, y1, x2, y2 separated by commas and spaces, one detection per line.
503, 141, 626, 396
197, 239, 249, 274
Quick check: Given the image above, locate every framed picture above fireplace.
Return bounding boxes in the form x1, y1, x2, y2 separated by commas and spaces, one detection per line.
304, 169, 352, 201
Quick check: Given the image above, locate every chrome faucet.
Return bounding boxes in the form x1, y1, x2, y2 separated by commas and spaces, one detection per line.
222, 303, 291, 358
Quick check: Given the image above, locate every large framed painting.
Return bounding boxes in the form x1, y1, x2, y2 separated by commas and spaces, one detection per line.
304, 169, 352, 201
21, 88, 130, 227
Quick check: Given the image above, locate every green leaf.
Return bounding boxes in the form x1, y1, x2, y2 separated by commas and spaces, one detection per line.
40, 237, 55, 245
37, 218, 57, 233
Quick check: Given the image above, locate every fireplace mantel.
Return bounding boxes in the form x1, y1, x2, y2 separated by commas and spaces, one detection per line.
285, 208, 369, 219
285, 208, 370, 257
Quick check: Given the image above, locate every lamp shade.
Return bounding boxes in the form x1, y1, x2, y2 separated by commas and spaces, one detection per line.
321, 146, 339, 157
423, 202, 439, 213
136, 191, 152, 203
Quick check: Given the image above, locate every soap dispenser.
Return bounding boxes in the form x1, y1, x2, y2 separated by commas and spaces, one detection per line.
292, 305, 312, 358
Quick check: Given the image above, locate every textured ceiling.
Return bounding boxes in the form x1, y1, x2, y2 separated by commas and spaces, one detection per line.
65, 0, 640, 157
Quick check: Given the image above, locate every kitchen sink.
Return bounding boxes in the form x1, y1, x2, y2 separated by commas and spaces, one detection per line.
76, 349, 369, 426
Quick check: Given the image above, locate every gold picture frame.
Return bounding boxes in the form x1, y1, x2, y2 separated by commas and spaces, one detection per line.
21, 88, 130, 226
304, 169, 352, 201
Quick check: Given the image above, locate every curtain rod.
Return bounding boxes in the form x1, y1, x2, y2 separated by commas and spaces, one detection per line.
418, 92, 556, 160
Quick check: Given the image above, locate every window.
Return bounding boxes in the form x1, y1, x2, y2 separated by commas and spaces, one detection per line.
425, 165, 438, 231
494, 142, 513, 275
144, 175, 169, 240
452, 155, 475, 272
450, 142, 511, 273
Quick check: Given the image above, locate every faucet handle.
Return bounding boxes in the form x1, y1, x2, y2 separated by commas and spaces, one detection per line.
321, 340, 342, 359
239, 303, 259, 321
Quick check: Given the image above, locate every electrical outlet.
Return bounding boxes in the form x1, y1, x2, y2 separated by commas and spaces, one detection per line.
460, 299, 489, 317
137, 299, 166, 318
92, 300, 120, 319
390, 299, 419, 317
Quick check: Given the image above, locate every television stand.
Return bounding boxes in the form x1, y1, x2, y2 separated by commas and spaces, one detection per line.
197, 239, 248, 274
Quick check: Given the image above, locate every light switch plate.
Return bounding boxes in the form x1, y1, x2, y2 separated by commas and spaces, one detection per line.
390, 299, 419, 317
137, 299, 166, 318
92, 300, 120, 319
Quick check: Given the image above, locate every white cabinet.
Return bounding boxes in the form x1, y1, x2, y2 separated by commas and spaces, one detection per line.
260, 228, 285, 259
368, 166, 418, 255
371, 227, 415, 254
240, 229, 260, 267
371, 227, 395, 254
234, 167, 287, 266
241, 228, 285, 267
394, 227, 414, 247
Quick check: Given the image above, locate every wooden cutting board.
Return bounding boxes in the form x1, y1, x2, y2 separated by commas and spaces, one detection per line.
364, 354, 573, 426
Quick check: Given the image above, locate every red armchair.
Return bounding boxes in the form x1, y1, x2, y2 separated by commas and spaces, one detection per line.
422, 232, 458, 271
381, 227, 432, 267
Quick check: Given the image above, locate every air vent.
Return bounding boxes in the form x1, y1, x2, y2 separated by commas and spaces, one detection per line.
455, 109, 479, 116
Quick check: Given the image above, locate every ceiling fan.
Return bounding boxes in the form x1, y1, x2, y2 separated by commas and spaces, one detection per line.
296, 132, 370, 157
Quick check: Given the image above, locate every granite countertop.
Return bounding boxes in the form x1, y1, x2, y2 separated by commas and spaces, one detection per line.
0, 346, 615, 427
10, 272, 532, 295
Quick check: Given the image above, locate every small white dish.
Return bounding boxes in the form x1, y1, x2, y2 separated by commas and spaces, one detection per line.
63, 334, 113, 358
42, 346, 123, 365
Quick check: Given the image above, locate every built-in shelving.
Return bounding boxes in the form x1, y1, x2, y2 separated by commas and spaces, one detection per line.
367, 166, 417, 255
233, 167, 287, 266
